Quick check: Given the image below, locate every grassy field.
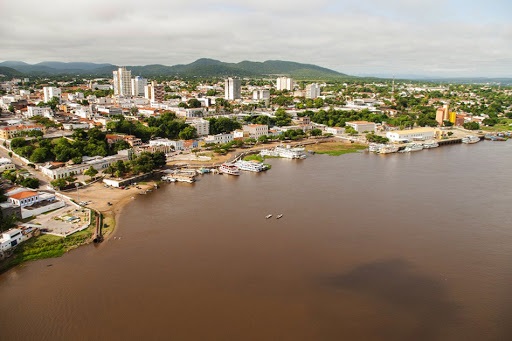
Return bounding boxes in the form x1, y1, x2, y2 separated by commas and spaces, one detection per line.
0, 225, 94, 274
481, 118, 512, 132
306, 142, 367, 156
243, 154, 265, 162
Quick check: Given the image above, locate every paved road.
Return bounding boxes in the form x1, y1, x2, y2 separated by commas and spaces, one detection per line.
0, 140, 50, 187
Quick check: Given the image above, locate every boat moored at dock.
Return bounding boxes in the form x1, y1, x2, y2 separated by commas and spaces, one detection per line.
234, 160, 268, 172
219, 163, 240, 176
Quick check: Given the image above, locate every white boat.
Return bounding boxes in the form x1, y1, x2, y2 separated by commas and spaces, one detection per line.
368, 143, 383, 153
161, 175, 177, 182
262, 145, 307, 159
219, 163, 240, 176
266, 214, 272, 219
462, 135, 480, 144
276, 214, 283, 219
234, 160, 267, 172
400, 143, 424, 153
422, 141, 439, 149
377, 144, 399, 154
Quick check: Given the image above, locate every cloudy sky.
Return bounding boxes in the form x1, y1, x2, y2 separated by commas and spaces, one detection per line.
1, 0, 511, 77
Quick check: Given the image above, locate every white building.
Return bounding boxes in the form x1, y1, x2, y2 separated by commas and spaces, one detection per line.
386, 127, 437, 142
305, 83, 321, 99
40, 154, 129, 180
188, 118, 210, 136
325, 127, 345, 135
43, 87, 61, 103
276, 77, 293, 91
0, 228, 23, 252
131, 76, 147, 97
0, 157, 15, 172
345, 121, 376, 133
225, 78, 241, 100
205, 133, 233, 144
8, 190, 39, 208
113, 67, 132, 97
253, 90, 270, 100
25, 106, 52, 119
149, 138, 184, 151
243, 124, 268, 139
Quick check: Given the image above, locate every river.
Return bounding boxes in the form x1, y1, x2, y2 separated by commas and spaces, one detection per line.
1, 141, 512, 340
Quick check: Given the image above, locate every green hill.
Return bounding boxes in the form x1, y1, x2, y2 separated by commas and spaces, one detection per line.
0, 66, 23, 78
0, 59, 349, 80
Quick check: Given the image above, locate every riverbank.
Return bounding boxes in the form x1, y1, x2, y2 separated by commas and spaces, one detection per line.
0, 139, 361, 272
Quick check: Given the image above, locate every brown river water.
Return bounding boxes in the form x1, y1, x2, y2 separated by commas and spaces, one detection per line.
1, 141, 512, 340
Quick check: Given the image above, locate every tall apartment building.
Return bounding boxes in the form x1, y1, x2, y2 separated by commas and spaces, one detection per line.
113, 67, 132, 97
43, 87, 61, 103
144, 81, 164, 102
276, 77, 293, 91
131, 76, 147, 97
305, 83, 321, 99
435, 104, 450, 126
224, 78, 241, 100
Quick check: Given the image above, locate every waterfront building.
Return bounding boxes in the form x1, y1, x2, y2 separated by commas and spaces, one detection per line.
39, 154, 129, 180
43, 87, 61, 103
345, 121, 376, 133
225, 78, 241, 100
305, 83, 321, 99
243, 124, 268, 139
0, 228, 23, 252
386, 127, 437, 142
113, 67, 132, 97
131, 76, 147, 97
435, 104, 450, 126
276, 77, 293, 91
205, 133, 233, 144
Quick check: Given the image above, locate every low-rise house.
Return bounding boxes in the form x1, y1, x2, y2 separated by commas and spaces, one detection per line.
40, 154, 129, 180
345, 121, 377, 133
0, 157, 15, 172
204, 133, 233, 144
325, 127, 345, 135
8, 190, 39, 207
0, 124, 45, 140
149, 138, 184, 151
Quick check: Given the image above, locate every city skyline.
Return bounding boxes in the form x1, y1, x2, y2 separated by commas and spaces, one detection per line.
1, 0, 511, 78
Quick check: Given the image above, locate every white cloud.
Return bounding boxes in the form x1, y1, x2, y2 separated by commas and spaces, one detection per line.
0, 0, 511, 77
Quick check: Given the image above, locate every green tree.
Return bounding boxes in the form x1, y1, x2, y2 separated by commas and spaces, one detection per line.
345, 126, 358, 135
187, 98, 202, 108
29, 147, 52, 163
19, 177, 40, 189
84, 166, 98, 180
310, 128, 322, 136
463, 122, 480, 130
178, 126, 198, 140
257, 135, 269, 143
10, 137, 26, 149
51, 178, 68, 190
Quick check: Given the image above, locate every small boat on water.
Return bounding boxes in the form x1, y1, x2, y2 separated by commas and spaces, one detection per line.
462, 135, 480, 144
276, 214, 283, 219
266, 214, 272, 219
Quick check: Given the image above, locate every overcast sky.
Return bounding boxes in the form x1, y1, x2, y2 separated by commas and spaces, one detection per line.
1, 0, 511, 77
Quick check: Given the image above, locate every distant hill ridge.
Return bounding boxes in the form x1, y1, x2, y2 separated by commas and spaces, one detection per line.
0, 59, 349, 79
